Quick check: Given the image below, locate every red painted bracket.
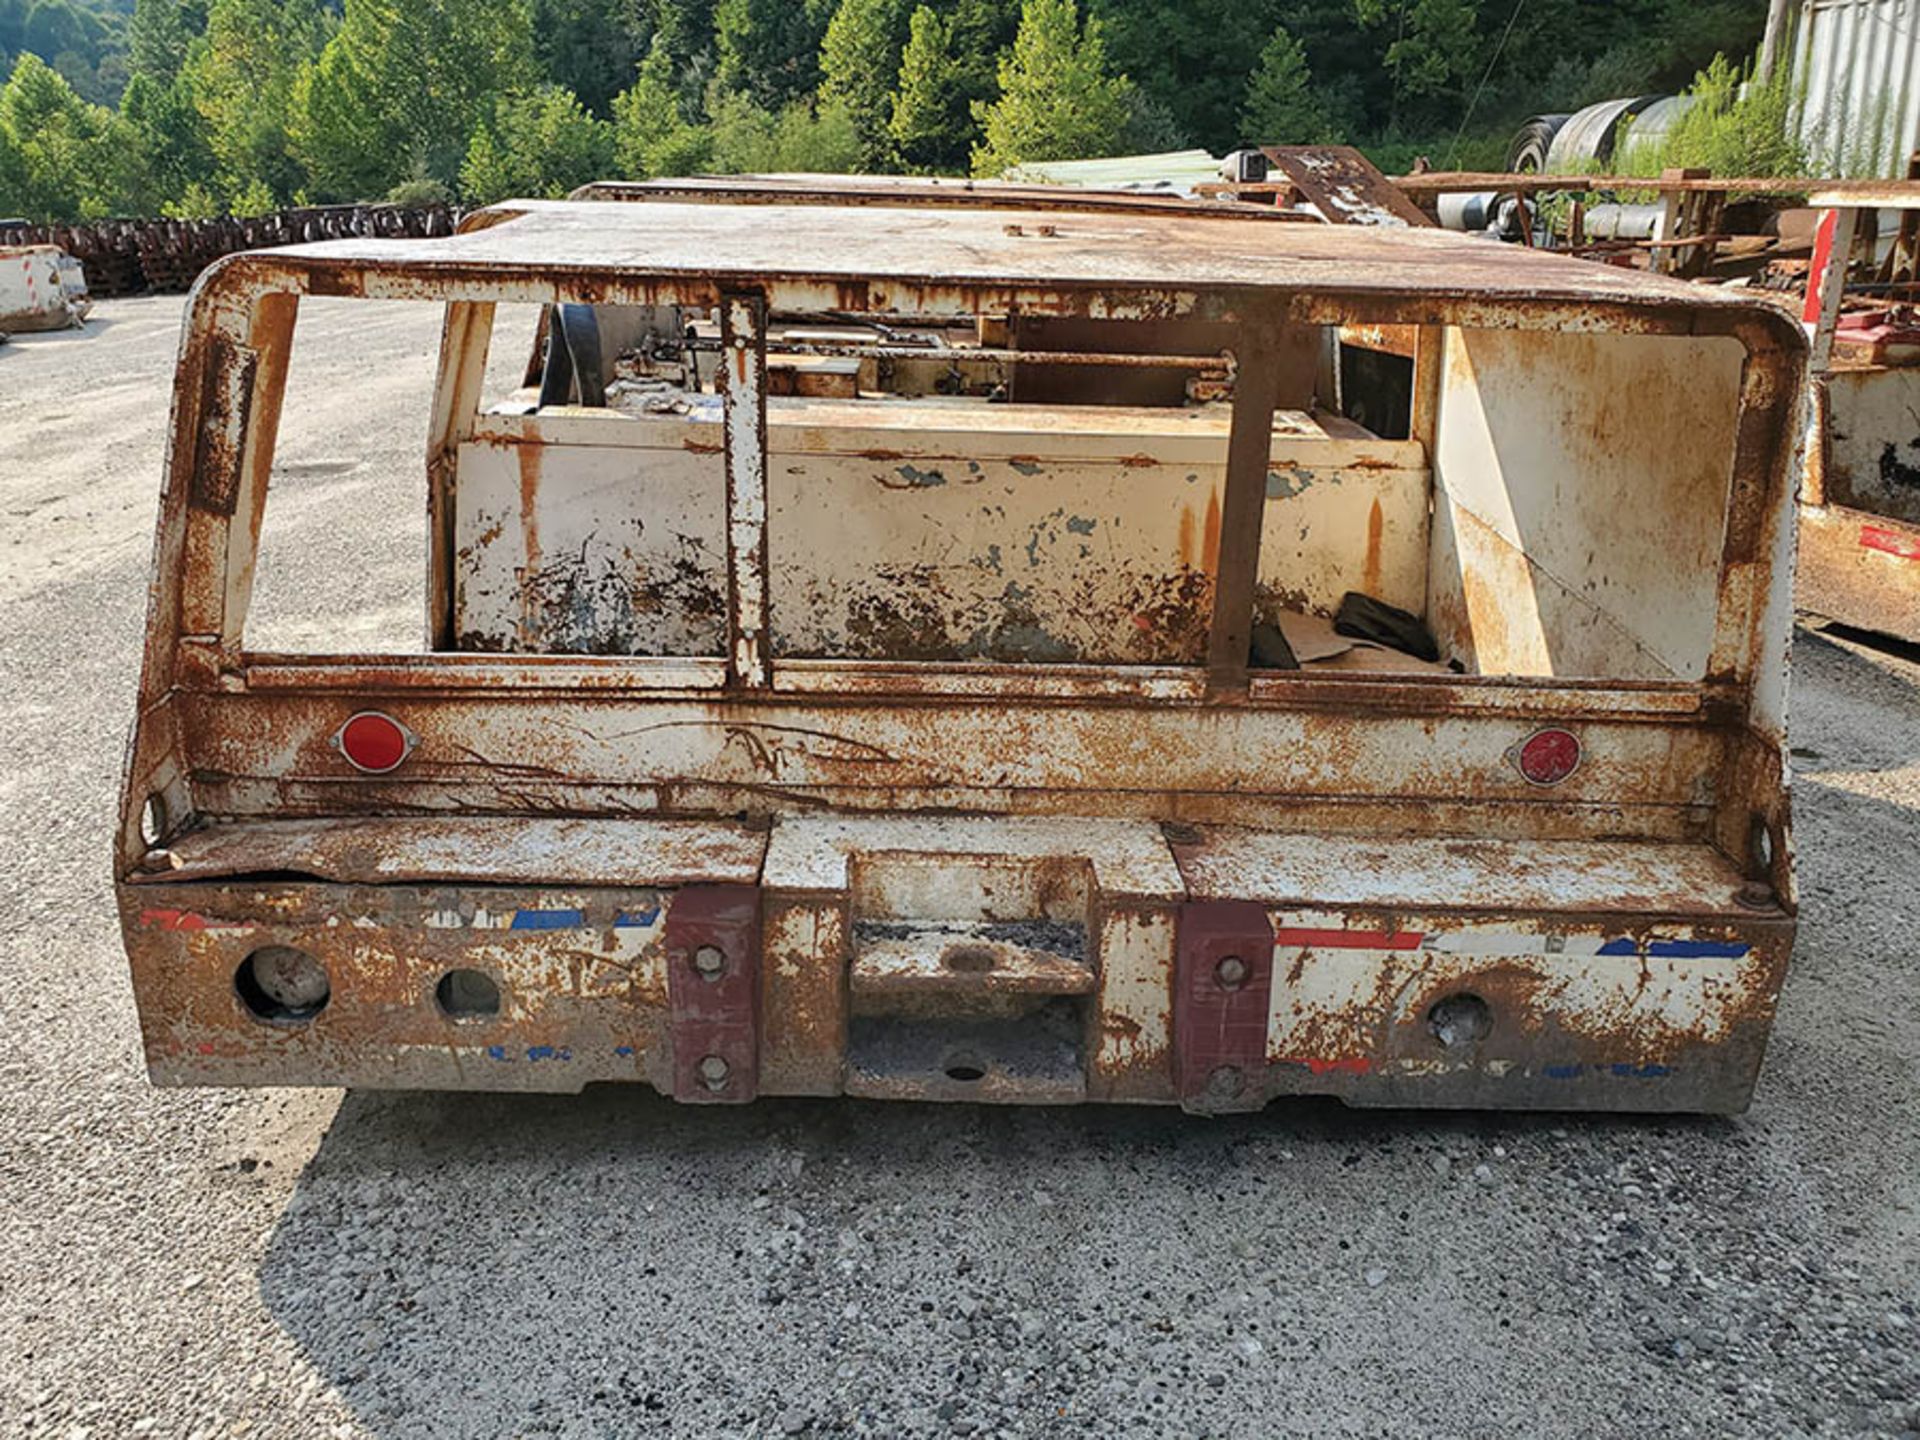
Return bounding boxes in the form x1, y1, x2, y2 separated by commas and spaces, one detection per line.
663, 884, 762, 1104
1175, 900, 1276, 1114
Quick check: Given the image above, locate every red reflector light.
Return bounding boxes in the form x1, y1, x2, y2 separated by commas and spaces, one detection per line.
1516, 728, 1580, 786
333, 711, 413, 773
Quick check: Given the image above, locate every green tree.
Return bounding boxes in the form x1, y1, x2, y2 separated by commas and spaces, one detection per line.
0, 0, 1794, 218
704, 84, 776, 168
86, 109, 158, 210
971, 0, 1131, 176
705, 87, 862, 172
533, 0, 648, 116
183, 0, 324, 207
819, 0, 904, 168
127, 0, 208, 85
163, 179, 223, 216
773, 95, 860, 171
1092, 0, 1278, 154
1354, 0, 1480, 128
22, 0, 90, 64
610, 36, 713, 177
642, 0, 717, 74
0, 51, 113, 217
947, 0, 1022, 93
713, 0, 834, 110
0, 0, 121, 105
119, 69, 215, 211
0, 106, 27, 207
293, 0, 537, 199
1239, 24, 1336, 143
887, 5, 963, 172
460, 82, 612, 202
227, 172, 275, 213
1119, 89, 1188, 151
384, 173, 454, 206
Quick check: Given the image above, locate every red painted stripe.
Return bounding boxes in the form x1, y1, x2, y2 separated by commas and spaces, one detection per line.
1272, 926, 1425, 950
1861, 525, 1920, 562
1276, 1055, 1374, 1076
1804, 210, 1837, 324
141, 908, 247, 932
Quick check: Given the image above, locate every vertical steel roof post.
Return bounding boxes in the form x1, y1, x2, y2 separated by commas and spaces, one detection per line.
1206, 309, 1288, 692
425, 300, 496, 651
720, 290, 772, 688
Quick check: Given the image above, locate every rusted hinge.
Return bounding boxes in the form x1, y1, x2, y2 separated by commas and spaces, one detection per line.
663, 885, 763, 1104
1174, 900, 1275, 1114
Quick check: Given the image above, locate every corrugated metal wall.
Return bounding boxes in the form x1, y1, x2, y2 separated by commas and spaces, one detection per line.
1782, 0, 1920, 175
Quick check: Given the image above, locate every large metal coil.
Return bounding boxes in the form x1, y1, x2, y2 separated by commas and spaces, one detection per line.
1542, 95, 1666, 172
1504, 113, 1571, 173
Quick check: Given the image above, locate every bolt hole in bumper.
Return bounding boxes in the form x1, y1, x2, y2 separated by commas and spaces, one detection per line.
120, 814, 1791, 1113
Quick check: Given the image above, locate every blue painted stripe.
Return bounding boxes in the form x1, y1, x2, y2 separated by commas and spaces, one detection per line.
1598, 937, 1751, 959
614, 905, 662, 928
1647, 940, 1749, 959
510, 908, 586, 931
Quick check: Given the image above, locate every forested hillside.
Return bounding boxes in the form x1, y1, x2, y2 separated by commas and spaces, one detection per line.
0, 0, 1768, 222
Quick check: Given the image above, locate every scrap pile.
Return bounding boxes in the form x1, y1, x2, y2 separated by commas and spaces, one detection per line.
0, 203, 458, 299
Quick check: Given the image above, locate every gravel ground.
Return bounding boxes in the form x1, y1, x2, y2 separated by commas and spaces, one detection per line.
2, 295, 1917, 1439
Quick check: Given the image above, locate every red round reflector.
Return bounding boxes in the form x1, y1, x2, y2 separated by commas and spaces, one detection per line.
334, 711, 412, 773
1516, 727, 1580, 786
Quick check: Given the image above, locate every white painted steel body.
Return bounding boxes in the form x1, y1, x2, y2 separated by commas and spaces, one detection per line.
113, 188, 1807, 1113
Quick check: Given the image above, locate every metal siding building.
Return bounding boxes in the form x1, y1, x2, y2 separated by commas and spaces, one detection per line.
1770, 0, 1920, 175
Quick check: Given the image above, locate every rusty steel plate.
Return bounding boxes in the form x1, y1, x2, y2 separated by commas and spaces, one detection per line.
1174, 900, 1277, 1114
663, 885, 763, 1104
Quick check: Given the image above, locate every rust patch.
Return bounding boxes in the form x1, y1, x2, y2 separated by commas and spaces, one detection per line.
1363, 497, 1384, 597
806, 562, 1212, 664
516, 444, 543, 581
1101, 1012, 1143, 1042
189, 337, 258, 516
1201, 487, 1222, 578
517, 534, 726, 655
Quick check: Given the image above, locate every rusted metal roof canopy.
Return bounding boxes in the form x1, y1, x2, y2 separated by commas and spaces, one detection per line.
577, 174, 1319, 223
238, 197, 1793, 334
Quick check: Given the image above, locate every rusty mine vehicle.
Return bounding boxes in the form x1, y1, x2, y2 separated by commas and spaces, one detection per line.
117, 178, 1807, 1114
1796, 189, 1920, 644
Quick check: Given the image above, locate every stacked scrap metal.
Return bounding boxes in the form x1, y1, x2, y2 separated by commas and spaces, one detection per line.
0, 203, 457, 298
